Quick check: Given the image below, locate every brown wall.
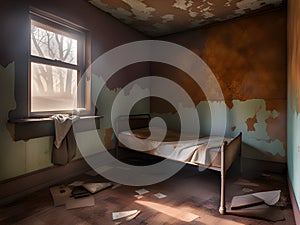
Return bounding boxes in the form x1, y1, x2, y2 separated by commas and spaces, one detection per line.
152, 8, 287, 163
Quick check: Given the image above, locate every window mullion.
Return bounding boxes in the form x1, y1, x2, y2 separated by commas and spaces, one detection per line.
30, 55, 80, 71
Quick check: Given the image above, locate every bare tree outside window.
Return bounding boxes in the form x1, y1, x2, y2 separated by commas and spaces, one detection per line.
30, 20, 80, 113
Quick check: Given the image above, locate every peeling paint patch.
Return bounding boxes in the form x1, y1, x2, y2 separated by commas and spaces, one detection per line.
231, 126, 236, 132
152, 99, 286, 161
173, 0, 194, 11
225, 0, 234, 7
161, 14, 175, 23
246, 115, 258, 131
122, 0, 155, 21
235, 0, 282, 14
188, 8, 198, 17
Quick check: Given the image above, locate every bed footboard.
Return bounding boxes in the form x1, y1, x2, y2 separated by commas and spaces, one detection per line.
219, 132, 242, 214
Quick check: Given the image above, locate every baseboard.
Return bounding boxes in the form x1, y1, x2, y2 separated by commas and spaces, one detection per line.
288, 175, 300, 225
0, 158, 91, 206
242, 157, 287, 175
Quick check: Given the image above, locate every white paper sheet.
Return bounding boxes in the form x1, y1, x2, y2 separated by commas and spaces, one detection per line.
135, 188, 150, 195
252, 190, 281, 205
112, 210, 138, 220
154, 193, 167, 199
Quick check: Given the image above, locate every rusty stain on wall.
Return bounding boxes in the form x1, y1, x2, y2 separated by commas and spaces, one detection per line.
150, 9, 286, 162
89, 0, 283, 37
246, 115, 257, 131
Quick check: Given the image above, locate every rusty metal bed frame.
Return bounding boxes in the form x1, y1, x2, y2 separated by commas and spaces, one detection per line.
115, 114, 242, 214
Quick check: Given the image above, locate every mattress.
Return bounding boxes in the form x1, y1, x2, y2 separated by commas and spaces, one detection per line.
117, 127, 233, 168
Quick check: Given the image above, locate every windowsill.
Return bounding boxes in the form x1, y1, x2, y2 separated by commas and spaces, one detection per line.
7, 115, 103, 141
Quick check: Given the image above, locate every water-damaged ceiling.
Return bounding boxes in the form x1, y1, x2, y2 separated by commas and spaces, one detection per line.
88, 0, 283, 37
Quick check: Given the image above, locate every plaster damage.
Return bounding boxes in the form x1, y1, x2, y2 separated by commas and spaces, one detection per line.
161, 14, 175, 23
88, 0, 283, 37
235, 0, 282, 14
173, 0, 194, 11
121, 0, 156, 21
152, 99, 285, 162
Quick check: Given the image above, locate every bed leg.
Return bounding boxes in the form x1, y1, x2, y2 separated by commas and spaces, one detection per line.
219, 142, 226, 215
219, 170, 226, 215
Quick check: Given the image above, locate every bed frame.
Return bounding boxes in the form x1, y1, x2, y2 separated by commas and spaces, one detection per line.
115, 114, 242, 214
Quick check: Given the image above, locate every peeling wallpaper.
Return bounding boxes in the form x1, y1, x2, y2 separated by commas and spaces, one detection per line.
89, 0, 283, 36
151, 8, 287, 163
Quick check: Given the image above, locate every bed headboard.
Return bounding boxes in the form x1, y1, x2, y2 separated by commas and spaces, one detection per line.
115, 114, 151, 133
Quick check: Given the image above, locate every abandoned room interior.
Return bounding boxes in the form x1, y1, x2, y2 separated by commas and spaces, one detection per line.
0, 0, 300, 224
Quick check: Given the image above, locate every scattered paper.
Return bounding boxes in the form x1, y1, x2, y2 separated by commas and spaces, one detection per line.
112, 210, 138, 220
154, 193, 167, 199
66, 196, 95, 209
252, 190, 281, 205
85, 170, 99, 177
126, 210, 141, 221
134, 195, 143, 199
230, 190, 281, 210
68, 181, 85, 187
115, 222, 122, 225
50, 185, 72, 206
135, 188, 150, 195
83, 182, 112, 194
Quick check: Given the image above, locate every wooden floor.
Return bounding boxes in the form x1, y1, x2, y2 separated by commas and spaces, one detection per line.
0, 163, 296, 225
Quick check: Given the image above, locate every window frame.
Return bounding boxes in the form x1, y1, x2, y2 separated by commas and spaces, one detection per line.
28, 9, 91, 117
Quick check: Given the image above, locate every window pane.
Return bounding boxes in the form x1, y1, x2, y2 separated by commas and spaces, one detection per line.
31, 62, 77, 112
31, 20, 77, 65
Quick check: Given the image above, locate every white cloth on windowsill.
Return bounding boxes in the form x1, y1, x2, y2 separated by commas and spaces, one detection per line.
51, 114, 79, 165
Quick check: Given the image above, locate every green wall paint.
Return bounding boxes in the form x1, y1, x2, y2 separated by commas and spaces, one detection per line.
0, 63, 88, 181
152, 99, 285, 163
287, 0, 300, 210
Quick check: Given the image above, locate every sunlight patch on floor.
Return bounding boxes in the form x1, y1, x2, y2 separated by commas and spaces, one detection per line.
135, 200, 246, 225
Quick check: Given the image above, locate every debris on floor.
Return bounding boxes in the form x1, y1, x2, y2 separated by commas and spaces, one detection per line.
112, 210, 141, 220
50, 181, 112, 209
135, 188, 150, 195
71, 186, 91, 198
134, 195, 144, 199
126, 210, 141, 221
66, 195, 95, 209
83, 182, 112, 194
50, 185, 72, 206
153, 193, 167, 199
228, 190, 284, 222
68, 180, 85, 187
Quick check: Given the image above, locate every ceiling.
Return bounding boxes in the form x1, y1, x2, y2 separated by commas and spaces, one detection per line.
88, 0, 284, 37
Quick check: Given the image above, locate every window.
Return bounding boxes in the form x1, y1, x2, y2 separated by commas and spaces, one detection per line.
29, 12, 89, 116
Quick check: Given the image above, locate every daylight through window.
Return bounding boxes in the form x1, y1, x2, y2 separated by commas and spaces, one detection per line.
30, 15, 86, 114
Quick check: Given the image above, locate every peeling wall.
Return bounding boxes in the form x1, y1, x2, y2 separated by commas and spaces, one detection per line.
0, 0, 149, 181
89, 0, 283, 37
287, 0, 300, 210
0, 63, 83, 181
152, 8, 287, 163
